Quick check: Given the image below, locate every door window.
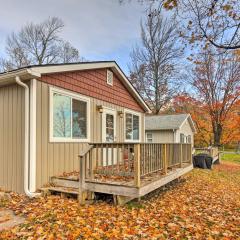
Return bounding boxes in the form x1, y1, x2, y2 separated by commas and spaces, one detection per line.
106, 113, 114, 142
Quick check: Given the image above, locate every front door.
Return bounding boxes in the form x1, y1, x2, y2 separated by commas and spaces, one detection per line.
102, 108, 116, 143
102, 108, 117, 166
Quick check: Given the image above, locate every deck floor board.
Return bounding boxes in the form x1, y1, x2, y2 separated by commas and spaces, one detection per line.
45, 164, 193, 199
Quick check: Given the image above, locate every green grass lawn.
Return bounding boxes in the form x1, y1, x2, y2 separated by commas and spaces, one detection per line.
221, 152, 240, 164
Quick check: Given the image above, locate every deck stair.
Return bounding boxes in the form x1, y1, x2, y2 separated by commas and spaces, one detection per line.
41, 176, 79, 197
51, 176, 79, 189
46, 186, 79, 195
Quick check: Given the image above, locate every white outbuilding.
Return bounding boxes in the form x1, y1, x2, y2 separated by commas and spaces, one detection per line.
145, 114, 197, 145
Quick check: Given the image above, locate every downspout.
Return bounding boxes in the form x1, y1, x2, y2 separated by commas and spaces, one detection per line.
15, 76, 40, 198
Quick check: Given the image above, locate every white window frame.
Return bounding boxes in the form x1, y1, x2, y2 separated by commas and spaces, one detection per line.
124, 109, 141, 142
180, 133, 185, 143
49, 87, 90, 143
146, 133, 153, 143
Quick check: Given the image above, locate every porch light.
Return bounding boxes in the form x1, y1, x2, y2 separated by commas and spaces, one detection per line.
97, 105, 103, 113
118, 111, 124, 118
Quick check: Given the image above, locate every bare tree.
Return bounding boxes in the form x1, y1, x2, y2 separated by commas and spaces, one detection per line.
188, 48, 240, 146
120, 0, 240, 50
0, 17, 80, 71
129, 4, 183, 114
60, 41, 80, 63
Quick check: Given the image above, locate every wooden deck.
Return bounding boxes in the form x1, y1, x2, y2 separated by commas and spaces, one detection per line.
48, 163, 192, 201
45, 143, 193, 204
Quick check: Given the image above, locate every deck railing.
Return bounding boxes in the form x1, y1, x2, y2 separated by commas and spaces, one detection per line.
79, 143, 192, 191
91, 143, 135, 177
139, 143, 192, 176
194, 147, 219, 159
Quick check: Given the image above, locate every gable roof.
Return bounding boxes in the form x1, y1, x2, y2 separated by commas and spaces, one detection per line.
0, 61, 151, 113
145, 114, 197, 133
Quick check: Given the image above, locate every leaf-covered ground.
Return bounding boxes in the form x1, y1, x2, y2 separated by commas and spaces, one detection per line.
0, 162, 240, 239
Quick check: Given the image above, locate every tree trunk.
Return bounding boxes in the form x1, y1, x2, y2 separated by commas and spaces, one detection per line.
213, 123, 222, 146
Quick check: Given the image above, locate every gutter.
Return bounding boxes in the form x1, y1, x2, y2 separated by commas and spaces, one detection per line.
15, 76, 40, 198
0, 69, 41, 87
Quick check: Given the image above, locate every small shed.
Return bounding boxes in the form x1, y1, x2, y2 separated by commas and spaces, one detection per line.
145, 114, 196, 144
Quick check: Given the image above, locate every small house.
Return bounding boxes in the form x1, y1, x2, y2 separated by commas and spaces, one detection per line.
145, 114, 196, 144
0, 62, 193, 204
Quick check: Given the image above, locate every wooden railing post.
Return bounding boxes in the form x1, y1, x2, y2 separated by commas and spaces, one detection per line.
78, 155, 86, 205
134, 144, 141, 188
190, 144, 193, 164
210, 148, 213, 158
164, 144, 167, 174
180, 144, 183, 168
89, 150, 93, 180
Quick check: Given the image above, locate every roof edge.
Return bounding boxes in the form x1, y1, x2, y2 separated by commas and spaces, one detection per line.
0, 68, 41, 86
179, 114, 197, 133
0, 61, 151, 113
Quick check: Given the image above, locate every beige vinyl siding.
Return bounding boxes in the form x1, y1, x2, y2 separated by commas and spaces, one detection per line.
146, 130, 174, 143
178, 119, 194, 145
0, 84, 25, 193
36, 81, 145, 189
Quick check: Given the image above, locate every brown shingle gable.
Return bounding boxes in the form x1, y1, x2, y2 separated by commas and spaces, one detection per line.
41, 68, 145, 112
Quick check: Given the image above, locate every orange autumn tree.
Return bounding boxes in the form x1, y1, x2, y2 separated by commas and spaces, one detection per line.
168, 94, 240, 147
187, 48, 240, 146
166, 93, 212, 147
221, 100, 240, 145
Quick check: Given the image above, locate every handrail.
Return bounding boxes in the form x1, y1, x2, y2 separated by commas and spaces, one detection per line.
194, 147, 218, 150
78, 144, 94, 205
91, 142, 191, 145
194, 147, 219, 156
79, 144, 94, 157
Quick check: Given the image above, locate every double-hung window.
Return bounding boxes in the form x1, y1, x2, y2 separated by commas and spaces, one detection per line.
50, 88, 90, 142
125, 111, 140, 141
180, 133, 185, 143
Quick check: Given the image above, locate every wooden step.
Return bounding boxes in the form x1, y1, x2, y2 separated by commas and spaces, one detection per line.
41, 186, 79, 196
40, 187, 96, 204
51, 176, 79, 189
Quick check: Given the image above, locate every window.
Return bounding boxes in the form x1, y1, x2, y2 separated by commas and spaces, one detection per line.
106, 113, 114, 142
187, 135, 192, 144
50, 88, 90, 142
180, 133, 185, 143
125, 112, 140, 141
146, 133, 153, 143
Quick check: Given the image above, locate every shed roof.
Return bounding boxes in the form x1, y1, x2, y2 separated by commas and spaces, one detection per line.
145, 114, 196, 133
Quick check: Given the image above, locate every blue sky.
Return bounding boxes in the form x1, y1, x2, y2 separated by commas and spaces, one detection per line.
0, 0, 148, 73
